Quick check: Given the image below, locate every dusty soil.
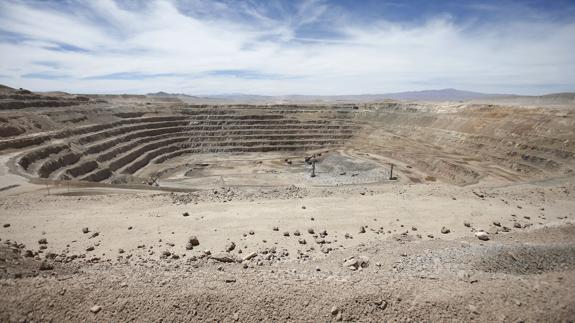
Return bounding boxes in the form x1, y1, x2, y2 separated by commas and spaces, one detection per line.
1, 179, 574, 322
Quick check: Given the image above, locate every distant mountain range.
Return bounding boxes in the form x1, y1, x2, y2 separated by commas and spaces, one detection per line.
147, 88, 509, 103
3, 84, 573, 105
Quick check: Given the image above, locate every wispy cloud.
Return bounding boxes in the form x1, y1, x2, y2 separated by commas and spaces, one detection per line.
0, 0, 574, 95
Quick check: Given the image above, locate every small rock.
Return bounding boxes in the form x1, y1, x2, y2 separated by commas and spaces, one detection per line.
210, 253, 239, 263
90, 305, 101, 314
188, 236, 200, 246
331, 305, 339, 315
248, 230, 255, 235
86, 246, 94, 252
513, 222, 522, 229
344, 233, 352, 239
298, 238, 307, 245
493, 221, 501, 227
39, 261, 53, 271
225, 278, 236, 283
463, 221, 471, 227
38, 238, 48, 245
185, 242, 194, 250
90, 232, 99, 239
441, 227, 450, 234
118, 248, 125, 254
2, 224, 9, 228
82, 227, 89, 234
120, 282, 128, 288
475, 231, 490, 241
183, 212, 190, 217
294, 230, 301, 236
226, 242, 236, 252
359, 226, 366, 234
272, 226, 279, 231
283, 231, 290, 237
243, 252, 257, 261
307, 228, 314, 234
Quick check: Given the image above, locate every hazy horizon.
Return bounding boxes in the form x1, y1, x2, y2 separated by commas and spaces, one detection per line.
1, 0, 574, 95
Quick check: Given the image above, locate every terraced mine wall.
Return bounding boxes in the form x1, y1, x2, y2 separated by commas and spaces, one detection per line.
2, 105, 359, 184
353, 103, 575, 184
1, 101, 573, 186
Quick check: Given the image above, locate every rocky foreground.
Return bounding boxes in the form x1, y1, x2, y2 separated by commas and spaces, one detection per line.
1, 224, 574, 322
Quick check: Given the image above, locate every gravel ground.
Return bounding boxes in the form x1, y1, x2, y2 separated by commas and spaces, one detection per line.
1, 225, 574, 322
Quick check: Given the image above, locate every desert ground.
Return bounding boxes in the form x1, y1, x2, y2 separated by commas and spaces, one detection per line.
0, 85, 574, 322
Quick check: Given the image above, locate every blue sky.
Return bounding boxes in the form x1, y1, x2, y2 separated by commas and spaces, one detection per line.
0, 0, 574, 95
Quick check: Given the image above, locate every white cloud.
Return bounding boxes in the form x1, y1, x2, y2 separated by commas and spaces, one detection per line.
0, 0, 573, 95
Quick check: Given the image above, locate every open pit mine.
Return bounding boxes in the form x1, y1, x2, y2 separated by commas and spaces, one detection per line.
1, 84, 574, 322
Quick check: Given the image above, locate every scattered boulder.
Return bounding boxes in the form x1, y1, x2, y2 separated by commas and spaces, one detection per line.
226, 241, 236, 252
283, 231, 290, 237
463, 221, 471, 227
243, 252, 257, 261
38, 238, 48, 245
331, 306, 339, 315
307, 228, 314, 234
513, 222, 522, 229
298, 238, 307, 245
3, 224, 11, 228
188, 236, 200, 246
344, 233, 352, 239
118, 248, 125, 254
248, 230, 255, 235
441, 227, 451, 234
39, 261, 53, 271
359, 226, 366, 234
82, 227, 89, 234
86, 246, 94, 252
272, 226, 279, 231
294, 230, 301, 236
183, 212, 190, 217
90, 305, 102, 314
343, 256, 369, 270
493, 221, 501, 227
210, 253, 239, 263
475, 231, 490, 241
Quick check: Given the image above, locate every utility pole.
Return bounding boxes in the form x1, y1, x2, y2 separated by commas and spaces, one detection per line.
311, 158, 316, 178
